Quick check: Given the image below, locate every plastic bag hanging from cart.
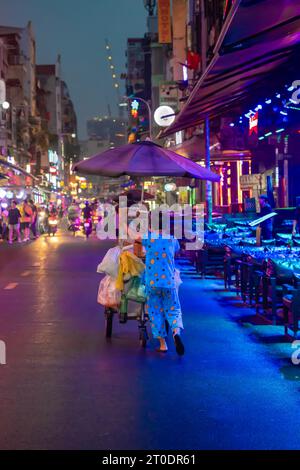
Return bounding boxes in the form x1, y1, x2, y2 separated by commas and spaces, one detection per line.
126, 276, 147, 303
97, 275, 121, 307
97, 246, 122, 279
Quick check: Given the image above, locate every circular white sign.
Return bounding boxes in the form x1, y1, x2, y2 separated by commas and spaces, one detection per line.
2, 101, 10, 110
154, 105, 175, 127
164, 183, 177, 192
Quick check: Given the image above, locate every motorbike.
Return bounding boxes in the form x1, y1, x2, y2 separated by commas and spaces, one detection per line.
83, 218, 92, 238
48, 215, 58, 236
92, 213, 100, 230
38, 210, 48, 234
68, 217, 81, 236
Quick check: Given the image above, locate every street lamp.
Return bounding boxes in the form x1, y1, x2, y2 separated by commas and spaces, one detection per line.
60, 132, 76, 139
122, 96, 153, 140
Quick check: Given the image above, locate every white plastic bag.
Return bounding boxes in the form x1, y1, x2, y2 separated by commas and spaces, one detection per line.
175, 268, 182, 290
97, 246, 121, 278
97, 275, 121, 307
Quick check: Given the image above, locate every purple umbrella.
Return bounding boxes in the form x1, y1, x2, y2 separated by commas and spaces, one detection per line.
74, 141, 220, 182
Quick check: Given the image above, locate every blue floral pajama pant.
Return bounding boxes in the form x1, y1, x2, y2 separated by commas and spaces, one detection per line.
145, 287, 183, 338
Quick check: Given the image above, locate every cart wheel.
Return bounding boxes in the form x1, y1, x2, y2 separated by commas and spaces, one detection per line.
139, 328, 148, 348
105, 309, 114, 338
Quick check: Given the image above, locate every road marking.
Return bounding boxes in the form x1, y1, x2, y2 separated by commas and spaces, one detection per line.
4, 283, 18, 290
21, 271, 30, 277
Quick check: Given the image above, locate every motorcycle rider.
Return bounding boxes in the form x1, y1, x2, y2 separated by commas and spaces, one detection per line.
49, 203, 58, 216
67, 200, 81, 235
82, 201, 92, 219
68, 200, 80, 222
82, 201, 92, 238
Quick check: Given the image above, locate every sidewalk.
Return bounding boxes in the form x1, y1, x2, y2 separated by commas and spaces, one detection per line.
176, 260, 300, 449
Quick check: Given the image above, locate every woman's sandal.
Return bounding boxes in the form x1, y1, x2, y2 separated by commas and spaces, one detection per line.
173, 334, 185, 356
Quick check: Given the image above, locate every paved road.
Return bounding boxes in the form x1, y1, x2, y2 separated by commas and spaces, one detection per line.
1, 229, 300, 450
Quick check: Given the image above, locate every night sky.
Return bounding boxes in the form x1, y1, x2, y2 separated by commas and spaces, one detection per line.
0, 0, 147, 139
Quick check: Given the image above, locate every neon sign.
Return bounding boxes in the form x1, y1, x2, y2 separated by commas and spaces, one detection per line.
249, 112, 258, 136
131, 100, 139, 119
291, 80, 300, 104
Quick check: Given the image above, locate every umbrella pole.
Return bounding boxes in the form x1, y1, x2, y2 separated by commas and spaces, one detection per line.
141, 180, 145, 203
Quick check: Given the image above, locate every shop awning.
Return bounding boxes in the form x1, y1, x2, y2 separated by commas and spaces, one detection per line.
0, 158, 38, 182
162, 0, 300, 136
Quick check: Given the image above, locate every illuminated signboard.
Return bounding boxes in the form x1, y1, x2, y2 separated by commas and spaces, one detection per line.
48, 150, 59, 164
158, 0, 171, 44
249, 112, 258, 136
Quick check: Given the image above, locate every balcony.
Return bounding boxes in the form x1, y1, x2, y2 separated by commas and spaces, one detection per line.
8, 54, 24, 66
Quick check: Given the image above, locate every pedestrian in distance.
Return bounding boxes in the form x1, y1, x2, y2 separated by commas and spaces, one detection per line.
0, 203, 3, 242
1, 206, 9, 241
258, 194, 273, 241
292, 204, 300, 235
29, 199, 38, 239
8, 200, 21, 244
19, 200, 33, 242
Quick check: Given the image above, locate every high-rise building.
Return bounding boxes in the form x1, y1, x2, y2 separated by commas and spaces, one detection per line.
36, 56, 77, 190
125, 36, 153, 140
36, 58, 62, 138
86, 116, 126, 149
0, 23, 39, 168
